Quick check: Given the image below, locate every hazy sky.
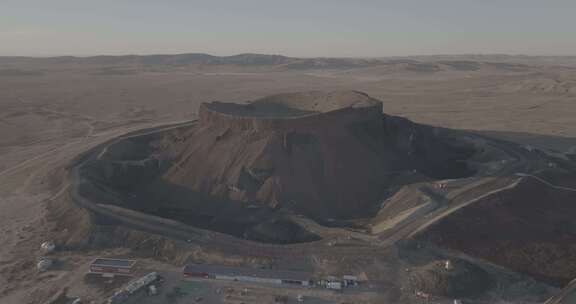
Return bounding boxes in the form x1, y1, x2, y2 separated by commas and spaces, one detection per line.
1, 0, 575, 57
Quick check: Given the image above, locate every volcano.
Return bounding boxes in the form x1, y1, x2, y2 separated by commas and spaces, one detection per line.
152, 91, 474, 217
80, 90, 477, 243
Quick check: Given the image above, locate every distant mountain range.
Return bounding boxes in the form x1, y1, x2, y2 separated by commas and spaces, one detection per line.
1, 53, 575, 70
0, 53, 393, 69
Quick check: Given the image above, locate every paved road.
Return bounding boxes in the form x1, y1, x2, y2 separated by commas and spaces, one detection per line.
515, 173, 576, 192
375, 134, 537, 243
545, 277, 576, 304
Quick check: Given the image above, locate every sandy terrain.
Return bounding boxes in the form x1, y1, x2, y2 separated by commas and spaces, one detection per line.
1, 54, 576, 303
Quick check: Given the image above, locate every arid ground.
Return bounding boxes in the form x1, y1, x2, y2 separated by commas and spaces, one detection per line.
2, 54, 576, 303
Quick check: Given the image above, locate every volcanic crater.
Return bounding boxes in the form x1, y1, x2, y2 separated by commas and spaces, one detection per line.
76, 91, 480, 244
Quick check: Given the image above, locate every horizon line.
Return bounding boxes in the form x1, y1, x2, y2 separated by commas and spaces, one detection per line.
2, 52, 576, 60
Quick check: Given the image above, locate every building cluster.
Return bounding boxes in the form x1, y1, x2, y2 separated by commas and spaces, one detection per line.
87, 258, 361, 304
183, 263, 359, 291
108, 272, 160, 304
183, 264, 313, 287
89, 258, 137, 276
88, 258, 161, 304
317, 275, 359, 290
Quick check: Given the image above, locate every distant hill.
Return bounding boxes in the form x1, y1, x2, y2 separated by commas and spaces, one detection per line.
1, 52, 572, 71
0, 53, 293, 67
398, 54, 576, 66
0, 53, 410, 70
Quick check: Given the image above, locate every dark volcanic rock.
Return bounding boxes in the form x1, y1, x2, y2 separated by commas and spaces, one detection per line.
155, 91, 474, 219
79, 90, 477, 243
419, 173, 576, 286
408, 259, 493, 298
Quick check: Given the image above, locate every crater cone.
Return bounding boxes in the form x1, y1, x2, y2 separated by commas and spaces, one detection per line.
80, 90, 476, 243
152, 90, 472, 218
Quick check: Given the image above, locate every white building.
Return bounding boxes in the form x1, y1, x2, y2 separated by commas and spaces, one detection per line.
183, 264, 312, 287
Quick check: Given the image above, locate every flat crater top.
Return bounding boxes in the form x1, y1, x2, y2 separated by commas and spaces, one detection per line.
203, 90, 381, 118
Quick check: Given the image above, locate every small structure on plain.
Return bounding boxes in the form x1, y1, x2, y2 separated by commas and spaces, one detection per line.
183, 263, 313, 287
90, 258, 137, 276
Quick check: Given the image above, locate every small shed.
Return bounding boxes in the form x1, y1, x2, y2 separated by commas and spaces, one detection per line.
89, 258, 137, 276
